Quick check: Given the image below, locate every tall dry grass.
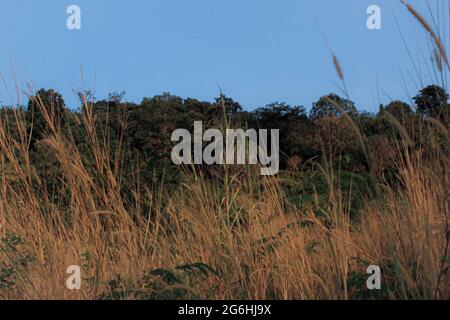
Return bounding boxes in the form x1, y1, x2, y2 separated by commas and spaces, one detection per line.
0, 87, 447, 300
0, 1, 448, 300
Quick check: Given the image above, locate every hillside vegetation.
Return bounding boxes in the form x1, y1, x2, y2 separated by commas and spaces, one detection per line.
0, 2, 448, 300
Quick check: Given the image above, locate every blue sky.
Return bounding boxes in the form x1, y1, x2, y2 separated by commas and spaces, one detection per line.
0, 0, 446, 111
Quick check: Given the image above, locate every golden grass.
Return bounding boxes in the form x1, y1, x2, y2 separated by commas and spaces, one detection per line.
0, 1, 448, 300
0, 93, 448, 300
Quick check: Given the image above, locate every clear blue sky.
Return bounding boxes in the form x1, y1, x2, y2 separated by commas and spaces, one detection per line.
0, 0, 446, 112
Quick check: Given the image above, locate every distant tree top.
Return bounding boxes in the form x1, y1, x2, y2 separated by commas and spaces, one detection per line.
310, 93, 356, 119
413, 85, 449, 118
380, 100, 413, 120
27, 88, 66, 113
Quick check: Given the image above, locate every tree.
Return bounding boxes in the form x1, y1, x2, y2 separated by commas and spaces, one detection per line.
413, 85, 449, 119
379, 100, 413, 126
27, 88, 67, 144
383, 100, 412, 116
255, 102, 314, 166
255, 102, 307, 127
214, 94, 242, 115
312, 116, 358, 163
128, 93, 184, 167
310, 93, 356, 119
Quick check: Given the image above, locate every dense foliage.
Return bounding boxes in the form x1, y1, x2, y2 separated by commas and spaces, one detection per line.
1, 85, 448, 218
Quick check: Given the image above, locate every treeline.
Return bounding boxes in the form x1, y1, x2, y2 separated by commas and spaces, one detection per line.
1, 84, 449, 197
